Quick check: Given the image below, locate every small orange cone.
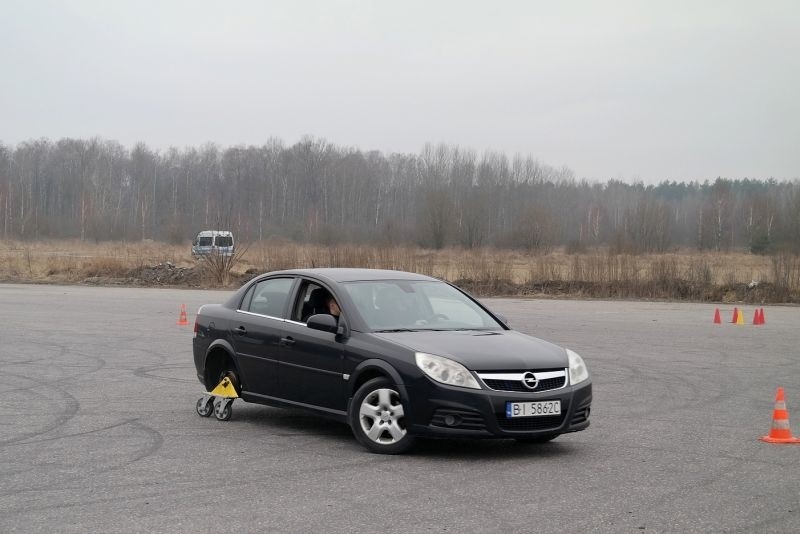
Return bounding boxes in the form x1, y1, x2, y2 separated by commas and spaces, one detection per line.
730, 307, 739, 323
735, 309, 744, 325
713, 308, 721, 324
760, 308, 766, 325
761, 387, 800, 444
752, 309, 760, 325
177, 303, 189, 326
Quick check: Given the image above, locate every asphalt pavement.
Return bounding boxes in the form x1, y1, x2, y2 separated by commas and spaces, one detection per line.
1, 283, 798, 533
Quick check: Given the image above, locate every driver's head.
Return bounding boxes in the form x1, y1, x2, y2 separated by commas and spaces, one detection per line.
326, 296, 341, 317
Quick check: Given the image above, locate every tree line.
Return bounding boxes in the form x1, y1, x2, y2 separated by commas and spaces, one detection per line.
0, 137, 798, 254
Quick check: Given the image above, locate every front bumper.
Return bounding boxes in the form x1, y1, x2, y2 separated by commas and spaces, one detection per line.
403, 376, 592, 439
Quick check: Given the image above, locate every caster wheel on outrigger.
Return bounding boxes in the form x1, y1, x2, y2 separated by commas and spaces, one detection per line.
196, 376, 238, 421
196, 396, 214, 417
214, 398, 233, 421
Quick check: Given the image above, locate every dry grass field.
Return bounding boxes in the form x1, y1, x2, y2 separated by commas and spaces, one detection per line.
1, 239, 798, 303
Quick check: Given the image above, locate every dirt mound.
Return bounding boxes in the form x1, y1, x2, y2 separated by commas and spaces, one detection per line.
82, 262, 202, 287
132, 262, 202, 286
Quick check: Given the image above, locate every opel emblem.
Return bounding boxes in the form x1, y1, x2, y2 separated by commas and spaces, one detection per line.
522, 372, 539, 390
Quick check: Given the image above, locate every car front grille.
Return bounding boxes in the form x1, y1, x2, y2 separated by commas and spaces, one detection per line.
430, 408, 487, 431
477, 369, 567, 393
482, 376, 566, 393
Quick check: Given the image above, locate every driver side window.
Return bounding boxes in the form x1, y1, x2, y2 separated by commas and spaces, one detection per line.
292, 281, 340, 324
291, 280, 340, 323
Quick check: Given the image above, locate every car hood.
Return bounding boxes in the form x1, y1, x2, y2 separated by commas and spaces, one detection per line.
373, 330, 568, 370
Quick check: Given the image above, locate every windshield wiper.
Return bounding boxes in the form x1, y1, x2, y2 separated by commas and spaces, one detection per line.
373, 328, 420, 333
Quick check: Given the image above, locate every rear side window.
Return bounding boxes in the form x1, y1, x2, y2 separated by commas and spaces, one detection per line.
215, 236, 233, 247
244, 278, 294, 318
198, 236, 213, 246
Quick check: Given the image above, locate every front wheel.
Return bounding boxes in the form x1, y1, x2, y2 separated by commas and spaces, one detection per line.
349, 378, 415, 454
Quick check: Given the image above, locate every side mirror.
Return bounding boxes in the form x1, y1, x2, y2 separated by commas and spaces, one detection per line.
495, 313, 509, 327
307, 313, 339, 334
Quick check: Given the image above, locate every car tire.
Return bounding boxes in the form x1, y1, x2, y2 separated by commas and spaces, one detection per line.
514, 433, 559, 444
349, 377, 415, 454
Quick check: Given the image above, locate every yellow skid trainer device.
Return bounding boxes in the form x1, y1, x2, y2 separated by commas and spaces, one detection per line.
196, 376, 238, 420
209, 377, 239, 398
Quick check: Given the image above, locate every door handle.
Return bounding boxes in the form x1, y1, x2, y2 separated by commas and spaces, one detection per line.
280, 336, 295, 346
235, 326, 247, 335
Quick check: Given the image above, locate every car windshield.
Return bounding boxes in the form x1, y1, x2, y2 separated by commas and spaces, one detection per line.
341, 280, 503, 331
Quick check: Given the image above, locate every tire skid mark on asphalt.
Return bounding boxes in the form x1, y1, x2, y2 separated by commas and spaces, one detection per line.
114, 347, 171, 364
0, 377, 55, 396
133, 363, 197, 384
0, 372, 80, 447
6, 359, 107, 384
2, 417, 139, 447
606, 360, 712, 414
110, 419, 165, 471
6, 338, 69, 359
5, 339, 108, 382
0, 418, 165, 499
1, 356, 58, 366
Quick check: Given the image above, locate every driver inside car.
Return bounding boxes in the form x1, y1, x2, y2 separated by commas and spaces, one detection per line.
302, 287, 341, 323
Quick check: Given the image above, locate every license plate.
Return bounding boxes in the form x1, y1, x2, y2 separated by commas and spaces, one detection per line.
506, 400, 561, 418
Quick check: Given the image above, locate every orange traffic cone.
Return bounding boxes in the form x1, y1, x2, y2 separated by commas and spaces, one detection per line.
760, 387, 800, 444
752, 309, 760, 325
730, 307, 739, 323
177, 303, 189, 326
760, 308, 766, 325
713, 308, 721, 324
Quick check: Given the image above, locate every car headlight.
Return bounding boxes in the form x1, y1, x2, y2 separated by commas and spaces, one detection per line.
566, 349, 589, 385
415, 352, 481, 389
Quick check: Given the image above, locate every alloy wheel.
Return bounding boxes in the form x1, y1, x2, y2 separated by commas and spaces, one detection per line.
358, 388, 406, 444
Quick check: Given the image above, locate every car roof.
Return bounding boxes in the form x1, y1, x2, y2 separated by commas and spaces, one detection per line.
271, 268, 438, 283
197, 230, 233, 236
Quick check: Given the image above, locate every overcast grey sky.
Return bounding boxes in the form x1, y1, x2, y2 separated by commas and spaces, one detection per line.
1, 0, 798, 183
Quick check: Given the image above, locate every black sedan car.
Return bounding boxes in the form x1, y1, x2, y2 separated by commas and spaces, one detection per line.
193, 268, 591, 453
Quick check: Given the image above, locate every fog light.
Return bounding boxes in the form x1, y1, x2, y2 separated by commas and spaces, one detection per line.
443, 414, 461, 427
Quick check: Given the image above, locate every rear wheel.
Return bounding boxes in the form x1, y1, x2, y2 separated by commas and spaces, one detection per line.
349, 377, 415, 454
